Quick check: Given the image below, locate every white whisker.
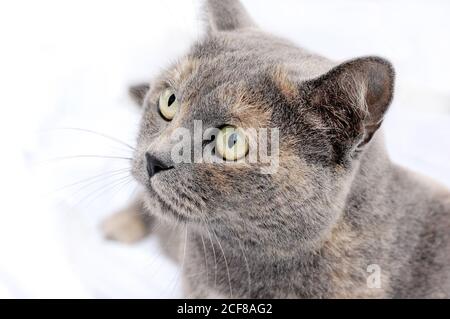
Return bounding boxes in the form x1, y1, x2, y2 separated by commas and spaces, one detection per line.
52, 127, 136, 151
212, 230, 233, 298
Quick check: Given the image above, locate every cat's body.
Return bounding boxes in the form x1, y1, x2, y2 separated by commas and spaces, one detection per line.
102, 0, 450, 298
183, 133, 450, 298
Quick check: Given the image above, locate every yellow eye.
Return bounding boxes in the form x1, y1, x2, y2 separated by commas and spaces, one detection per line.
159, 88, 179, 120
216, 126, 249, 161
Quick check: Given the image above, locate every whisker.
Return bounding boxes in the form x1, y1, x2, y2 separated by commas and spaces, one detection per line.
136, 222, 175, 271
200, 233, 209, 286
212, 230, 233, 298
181, 226, 188, 271
67, 174, 128, 200
160, 223, 185, 298
53, 127, 136, 151
204, 222, 218, 289
55, 168, 130, 192
52, 171, 131, 210
238, 240, 251, 298
84, 177, 134, 208
47, 155, 132, 162
170, 226, 189, 297
69, 171, 131, 199
71, 175, 132, 208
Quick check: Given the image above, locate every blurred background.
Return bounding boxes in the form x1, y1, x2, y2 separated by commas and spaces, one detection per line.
0, 0, 449, 298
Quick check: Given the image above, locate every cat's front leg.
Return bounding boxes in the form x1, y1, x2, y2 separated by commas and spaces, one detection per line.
101, 194, 154, 244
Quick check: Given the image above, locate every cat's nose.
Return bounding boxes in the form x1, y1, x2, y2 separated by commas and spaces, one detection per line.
145, 153, 173, 178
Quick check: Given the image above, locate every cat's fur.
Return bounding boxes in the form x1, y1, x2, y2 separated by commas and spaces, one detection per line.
102, 0, 450, 298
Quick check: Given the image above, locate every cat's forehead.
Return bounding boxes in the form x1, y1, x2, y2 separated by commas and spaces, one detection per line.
165, 32, 335, 109
189, 31, 335, 80
159, 31, 335, 126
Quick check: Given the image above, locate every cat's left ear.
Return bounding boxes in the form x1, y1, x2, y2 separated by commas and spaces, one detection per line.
128, 83, 150, 107
307, 56, 394, 149
204, 0, 256, 33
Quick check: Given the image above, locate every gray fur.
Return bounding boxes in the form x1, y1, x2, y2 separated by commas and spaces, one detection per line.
204, 0, 255, 32
120, 0, 450, 298
128, 83, 150, 106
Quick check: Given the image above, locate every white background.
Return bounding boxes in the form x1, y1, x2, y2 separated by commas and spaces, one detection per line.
0, 0, 449, 298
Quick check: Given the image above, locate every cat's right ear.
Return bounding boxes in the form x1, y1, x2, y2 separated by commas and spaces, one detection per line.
304, 57, 394, 159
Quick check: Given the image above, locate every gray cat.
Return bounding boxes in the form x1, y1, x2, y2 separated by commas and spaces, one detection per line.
102, 0, 450, 298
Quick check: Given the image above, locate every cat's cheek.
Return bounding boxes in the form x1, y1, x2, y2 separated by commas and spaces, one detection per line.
131, 153, 149, 187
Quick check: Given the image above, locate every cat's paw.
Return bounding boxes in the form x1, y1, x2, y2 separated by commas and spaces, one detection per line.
101, 209, 150, 244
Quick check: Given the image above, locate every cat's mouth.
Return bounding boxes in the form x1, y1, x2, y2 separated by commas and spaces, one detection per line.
146, 182, 195, 223
153, 192, 190, 223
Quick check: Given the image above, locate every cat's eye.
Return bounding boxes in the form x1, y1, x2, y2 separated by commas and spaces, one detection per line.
159, 88, 179, 120
216, 126, 249, 161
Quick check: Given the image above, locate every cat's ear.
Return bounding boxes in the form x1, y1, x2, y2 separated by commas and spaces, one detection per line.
204, 0, 256, 33
307, 56, 394, 150
128, 83, 150, 107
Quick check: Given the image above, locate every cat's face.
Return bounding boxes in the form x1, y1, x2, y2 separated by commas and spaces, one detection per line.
131, 1, 394, 255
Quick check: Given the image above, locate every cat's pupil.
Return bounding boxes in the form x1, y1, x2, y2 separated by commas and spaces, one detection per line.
168, 94, 176, 107
228, 133, 237, 148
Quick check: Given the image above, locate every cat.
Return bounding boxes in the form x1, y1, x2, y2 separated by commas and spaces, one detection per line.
102, 0, 450, 298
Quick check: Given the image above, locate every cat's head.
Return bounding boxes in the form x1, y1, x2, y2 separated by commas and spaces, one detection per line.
130, 0, 394, 255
